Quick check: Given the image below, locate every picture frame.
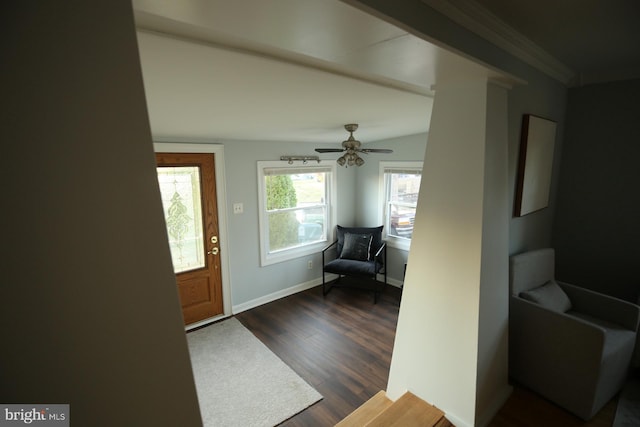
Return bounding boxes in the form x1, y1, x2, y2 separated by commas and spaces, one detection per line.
514, 114, 557, 217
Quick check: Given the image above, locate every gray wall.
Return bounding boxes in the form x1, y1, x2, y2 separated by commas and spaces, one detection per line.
223, 140, 356, 305
2, 2, 202, 426
217, 135, 424, 306
553, 78, 640, 301
507, 78, 567, 254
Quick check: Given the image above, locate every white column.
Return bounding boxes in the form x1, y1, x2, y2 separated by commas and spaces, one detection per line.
386, 78, 510, 427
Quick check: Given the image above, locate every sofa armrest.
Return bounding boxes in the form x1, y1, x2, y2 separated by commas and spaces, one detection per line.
558, 282, 640, 332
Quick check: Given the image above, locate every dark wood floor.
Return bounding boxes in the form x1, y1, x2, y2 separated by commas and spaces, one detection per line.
235, 283, 619, 426
236, 282, 400, 426
488, 385, 617, 427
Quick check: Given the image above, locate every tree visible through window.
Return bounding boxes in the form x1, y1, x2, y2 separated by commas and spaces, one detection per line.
258, 162, 335, 265
265, 174, 300, 251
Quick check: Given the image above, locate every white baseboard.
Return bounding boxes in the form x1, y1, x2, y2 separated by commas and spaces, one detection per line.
232, 277, 323, 314
387, 277, 403, 288
232, 275, 402, 314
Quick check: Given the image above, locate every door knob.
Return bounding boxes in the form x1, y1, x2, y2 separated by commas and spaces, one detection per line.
207, 247, 219, 255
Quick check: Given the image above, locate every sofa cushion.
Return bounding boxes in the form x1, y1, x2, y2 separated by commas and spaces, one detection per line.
340, 232, 373, 261
520, 280, 572, 313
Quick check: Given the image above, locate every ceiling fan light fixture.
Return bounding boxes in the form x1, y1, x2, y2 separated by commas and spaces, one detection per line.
315, 123, 392, 167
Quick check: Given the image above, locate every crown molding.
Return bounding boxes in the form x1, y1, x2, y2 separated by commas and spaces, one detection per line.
421, 0, 576, 85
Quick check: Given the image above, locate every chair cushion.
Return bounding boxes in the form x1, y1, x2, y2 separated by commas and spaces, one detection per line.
340, 232, 373, 261
520, 280, 572, 313
324, 259, 382, 276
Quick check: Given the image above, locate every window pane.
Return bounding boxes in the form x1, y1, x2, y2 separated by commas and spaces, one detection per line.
389, 203, 416, 239
268, 210, 301, 252
386, 171, 421, 240
291, 173, 325, 205
389, 173, 421, 204
157, 166, 205, 273
267, 206, 326, 252
265, 172, 326, 253
298, 206, 325, 244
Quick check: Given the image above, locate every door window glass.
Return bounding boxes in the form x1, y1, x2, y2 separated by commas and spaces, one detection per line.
157, 166, 205, 273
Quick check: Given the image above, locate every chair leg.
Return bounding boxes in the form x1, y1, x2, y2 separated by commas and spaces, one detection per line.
322, 270, 327, 295
322, 271, 334, 296
372, 275, 380, 304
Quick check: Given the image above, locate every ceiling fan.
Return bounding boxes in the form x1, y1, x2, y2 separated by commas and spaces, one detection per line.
315, 124, 393, 167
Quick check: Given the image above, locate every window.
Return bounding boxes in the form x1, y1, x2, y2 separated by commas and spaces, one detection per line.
380, 162, 423, 250
258, 161, 336, 266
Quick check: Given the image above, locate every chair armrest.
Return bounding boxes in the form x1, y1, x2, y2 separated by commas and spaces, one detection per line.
322, 240, 338, 253
509, 296, 605, 393
322, 240, 338, 268
558, 282, 640, 332
374, 241, 386, 258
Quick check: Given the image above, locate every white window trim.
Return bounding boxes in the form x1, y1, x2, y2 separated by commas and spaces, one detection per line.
379, 161, 423, 252
257, 160, 337, 266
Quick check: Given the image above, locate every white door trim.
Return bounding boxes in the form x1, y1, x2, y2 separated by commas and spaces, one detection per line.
153, 142, 232, 328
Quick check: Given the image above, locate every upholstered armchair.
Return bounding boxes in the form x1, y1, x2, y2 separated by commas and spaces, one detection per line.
321, 225, 387, 303
509, 248, 639, 420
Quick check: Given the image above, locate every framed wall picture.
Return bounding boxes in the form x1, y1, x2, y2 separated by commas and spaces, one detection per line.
514, 114, 557, 217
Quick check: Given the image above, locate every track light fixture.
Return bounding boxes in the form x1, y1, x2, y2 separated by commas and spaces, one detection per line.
280, 155, 321, 165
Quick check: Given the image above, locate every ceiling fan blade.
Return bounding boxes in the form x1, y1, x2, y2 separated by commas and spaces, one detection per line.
360, 148, 394, 153
315, 148, 345, 153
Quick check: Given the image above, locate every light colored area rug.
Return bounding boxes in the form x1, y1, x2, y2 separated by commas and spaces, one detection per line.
614, 378, 640, 427
187, 317, 322, 427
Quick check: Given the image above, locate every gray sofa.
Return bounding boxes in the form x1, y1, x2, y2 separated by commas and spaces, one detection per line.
509, 248, 639, 420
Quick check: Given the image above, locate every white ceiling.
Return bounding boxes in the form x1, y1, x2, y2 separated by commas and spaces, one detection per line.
136, 30, 435, 144
133, 0, 507, 144
133, 0, 639, 144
